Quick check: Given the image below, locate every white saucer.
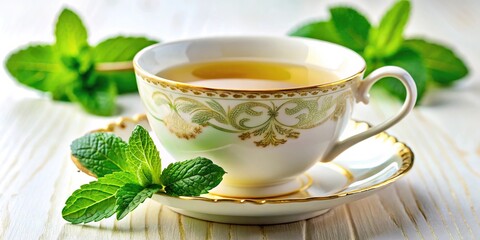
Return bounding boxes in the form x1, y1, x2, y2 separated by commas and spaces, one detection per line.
72, 114, 413, 225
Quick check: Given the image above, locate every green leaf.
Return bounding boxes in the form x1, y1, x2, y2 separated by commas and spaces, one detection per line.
115, 183, 161, 220
367, 0, 411, 58
135, 165, 154, 187
378, 47, 427, 102
69, 76, 118, 116
62, 172, 136, 224
93, 36, 157, 62
330, 7, 371, 52
289, 7, 370, 53
289, 21, 342, 45
70, 132, 130, 177
127, 125, 162, 185
161, 157, 226, 197
5, 45, 77, 100
96, 72, 138, 94
55, 8, 88, 57
403, 39, 469, 85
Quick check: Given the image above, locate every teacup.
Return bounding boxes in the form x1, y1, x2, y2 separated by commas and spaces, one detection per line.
133, 36, 416, 198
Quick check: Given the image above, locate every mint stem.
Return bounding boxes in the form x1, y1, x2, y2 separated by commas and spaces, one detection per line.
95, 61, 134, 72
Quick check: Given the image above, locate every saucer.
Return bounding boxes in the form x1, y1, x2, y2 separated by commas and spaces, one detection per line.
72, 114, 414, 225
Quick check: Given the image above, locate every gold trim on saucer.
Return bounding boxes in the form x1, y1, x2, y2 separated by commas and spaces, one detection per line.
94, 114, 148, 133
70, 114, 414, 205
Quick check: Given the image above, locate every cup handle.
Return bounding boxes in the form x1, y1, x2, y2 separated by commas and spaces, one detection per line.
321, 66, 417, 162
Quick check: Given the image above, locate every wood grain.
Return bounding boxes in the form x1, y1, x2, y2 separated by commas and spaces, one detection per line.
1, 0, 479, 239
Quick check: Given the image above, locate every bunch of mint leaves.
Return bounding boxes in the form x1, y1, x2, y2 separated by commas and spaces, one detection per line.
63, 125, 225, 224
5, 9, 157, 116
290, 0, 469, 102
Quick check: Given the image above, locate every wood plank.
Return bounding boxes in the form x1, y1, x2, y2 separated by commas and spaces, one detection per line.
348, 195, 406, 240
181, 215, 209, 240
305, 206, 355, 240
2, 104, 80, 239
263, 221, 305, 240
376, 183, 434, 239
229, 225, 264, 240
209, 222, 231, 240
158, 207, 182, 239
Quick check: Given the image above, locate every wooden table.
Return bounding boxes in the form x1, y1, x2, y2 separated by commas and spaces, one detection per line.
1, 0, 479, 239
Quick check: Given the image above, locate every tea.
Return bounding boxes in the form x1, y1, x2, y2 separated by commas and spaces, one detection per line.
156, 60, 341, 90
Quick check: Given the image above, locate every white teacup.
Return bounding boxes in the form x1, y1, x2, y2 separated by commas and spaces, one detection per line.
134, 36, 416, 198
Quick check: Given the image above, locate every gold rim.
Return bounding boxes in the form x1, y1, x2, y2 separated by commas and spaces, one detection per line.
133, 36, 366, 93
70, 114, 414, 204
134, 61, 365, 94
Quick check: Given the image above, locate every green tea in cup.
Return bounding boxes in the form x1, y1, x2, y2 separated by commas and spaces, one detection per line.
156, 60, 341, 89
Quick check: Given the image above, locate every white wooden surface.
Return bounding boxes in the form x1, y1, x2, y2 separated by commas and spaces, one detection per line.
1, 0, 479, 239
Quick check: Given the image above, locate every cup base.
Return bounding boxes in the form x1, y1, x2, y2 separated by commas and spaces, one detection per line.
208, 175, 311, 198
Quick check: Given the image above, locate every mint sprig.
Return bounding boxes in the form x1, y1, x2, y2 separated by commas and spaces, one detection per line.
289, 0, 469, 103
64, 125, 226, 223
5, 9, 157, 116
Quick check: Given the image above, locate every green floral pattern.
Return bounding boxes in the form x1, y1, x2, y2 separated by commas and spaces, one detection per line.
147, 91, 352, 147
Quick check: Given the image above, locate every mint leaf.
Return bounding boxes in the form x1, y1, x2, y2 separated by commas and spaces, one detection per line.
330, 7, 371, 52
69, 76, 118, 116
62, 172, 136, 224
127, 125, 162, 185
71, 132, 130, 177
403, 39, 469, 85
93, 36, 157, 62
93, 36, 157, 94
289, 21, 342, 45
115, 184, 161, 220
96, 72, 137, 94
55, 9, 88, 57
161, 157, 226, 197
378, 47, 427, 102
289, 8, 370, 54
5, 45, 77, 100
367, 0, 411, 58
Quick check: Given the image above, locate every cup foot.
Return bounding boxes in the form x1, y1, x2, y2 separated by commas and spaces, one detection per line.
208, 175, 310, 198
